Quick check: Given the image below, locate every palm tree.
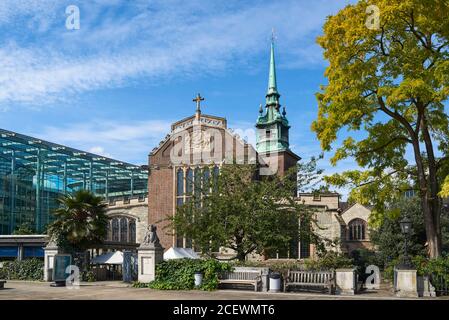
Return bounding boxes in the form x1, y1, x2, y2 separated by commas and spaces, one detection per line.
48, 189, 109, 252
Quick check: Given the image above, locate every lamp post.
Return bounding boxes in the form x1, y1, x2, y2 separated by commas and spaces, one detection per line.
399, 216, 413, 269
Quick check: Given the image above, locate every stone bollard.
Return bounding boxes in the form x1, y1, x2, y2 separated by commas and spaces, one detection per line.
395, 269, 418, 298
335, 268, 357, 295
43, 242, 60, 282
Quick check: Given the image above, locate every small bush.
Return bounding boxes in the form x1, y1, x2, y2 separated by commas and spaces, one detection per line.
231, 252, 354, 279
231, 260, 306, 278
304, 251, 354, 271
384, 255, 449, 287
0, 258, 44, 281
350, 249, 382, 281
81, 270, 96, 282
148, 259, 232, 291
414, 255, 449, 285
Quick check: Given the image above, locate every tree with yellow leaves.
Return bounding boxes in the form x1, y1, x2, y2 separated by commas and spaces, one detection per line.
313, 0, 449, 258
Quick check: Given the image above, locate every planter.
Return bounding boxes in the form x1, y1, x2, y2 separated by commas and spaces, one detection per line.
194, 272, 203, 288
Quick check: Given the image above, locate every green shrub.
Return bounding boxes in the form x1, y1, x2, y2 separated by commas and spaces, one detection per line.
148, 259, 232, 291
231, 252, 354, 279
383, 258, 400, 281
81, 270, 96, 282
414, 255, 449, 287
350, 249, 382, 281
0, 258, 44, 281
384, 255, 449, 287
231, 260, 306, 278
304, 251, 354, 271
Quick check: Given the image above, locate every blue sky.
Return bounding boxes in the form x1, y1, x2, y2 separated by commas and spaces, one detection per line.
0, 0, 359, 196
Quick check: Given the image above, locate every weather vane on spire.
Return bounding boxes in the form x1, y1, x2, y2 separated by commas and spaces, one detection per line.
193, 93, 205, 114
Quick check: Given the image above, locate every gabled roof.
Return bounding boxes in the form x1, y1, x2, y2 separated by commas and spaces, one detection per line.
339, 202, 373, 215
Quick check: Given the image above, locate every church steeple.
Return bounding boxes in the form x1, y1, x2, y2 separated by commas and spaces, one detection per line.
256, 34, 290, 155
266, 40, 280, 107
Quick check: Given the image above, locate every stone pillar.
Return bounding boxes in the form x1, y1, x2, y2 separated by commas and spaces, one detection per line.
137, 245, 164, 283
43, 243, 59, 282
395, 269, 418, 298
335, 268, 357, 295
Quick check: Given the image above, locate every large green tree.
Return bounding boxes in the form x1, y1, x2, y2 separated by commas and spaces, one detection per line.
171, 164, 319, 261
47, 189, 109, 252
312, 0, 449, 258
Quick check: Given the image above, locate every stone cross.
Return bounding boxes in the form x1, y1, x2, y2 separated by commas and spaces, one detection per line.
193, 93, 205, 113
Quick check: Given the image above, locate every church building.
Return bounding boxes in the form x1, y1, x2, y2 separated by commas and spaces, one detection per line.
147, 40, 373, 259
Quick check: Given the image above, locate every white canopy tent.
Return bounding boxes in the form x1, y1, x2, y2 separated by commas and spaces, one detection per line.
91, 251, 123, 265
163, 247, 200, 260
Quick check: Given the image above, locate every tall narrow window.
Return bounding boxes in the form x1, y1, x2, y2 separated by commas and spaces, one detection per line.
176, 234, 184, 248
111, 218, 119, 242
203, 167, 210, 194
299, 220, 310, 259
176, 168, 184, 196
186, 168, 193, 195
212, 166, 219, 191
194, 167, 201, 195
129, 220, 136, 243
120, 217, 128, 243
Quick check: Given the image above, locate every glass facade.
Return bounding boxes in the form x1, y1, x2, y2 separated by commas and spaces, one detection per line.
0, 128, 148, 234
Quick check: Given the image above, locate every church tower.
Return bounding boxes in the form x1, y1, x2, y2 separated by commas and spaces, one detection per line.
256, 38, 300, 176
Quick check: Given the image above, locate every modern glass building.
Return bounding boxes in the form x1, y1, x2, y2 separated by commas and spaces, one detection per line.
0, 128, 148, 235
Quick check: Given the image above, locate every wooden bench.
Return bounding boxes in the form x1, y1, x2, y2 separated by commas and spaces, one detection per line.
219, 270, 262, 292
284, 270, 335, 294
0, 280, 6, 289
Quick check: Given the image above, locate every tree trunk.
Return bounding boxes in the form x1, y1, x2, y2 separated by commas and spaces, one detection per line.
411, 133, 441, 259
420, 113, 442, 258
234, 235, 246, 262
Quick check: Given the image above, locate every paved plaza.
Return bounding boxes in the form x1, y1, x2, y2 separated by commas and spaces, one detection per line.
0, 281, 446, 300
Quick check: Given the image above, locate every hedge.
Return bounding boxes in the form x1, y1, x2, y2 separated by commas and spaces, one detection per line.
142, 259, 232, 291
0, 258, 44, 281
232, 251, 354, 276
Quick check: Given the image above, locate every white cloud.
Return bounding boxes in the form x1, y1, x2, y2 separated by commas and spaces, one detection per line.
0, 0, 350, 106
34, 119, 172, 163
88, 146, 112, 158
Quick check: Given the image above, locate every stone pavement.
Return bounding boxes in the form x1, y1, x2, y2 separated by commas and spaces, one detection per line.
0, 281, 446, 300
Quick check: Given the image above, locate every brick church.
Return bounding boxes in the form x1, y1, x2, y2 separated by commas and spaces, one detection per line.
147, 41, 373, 259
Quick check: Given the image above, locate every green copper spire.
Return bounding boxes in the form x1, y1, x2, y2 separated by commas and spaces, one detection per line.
265, 39, 280, 107
268, 41, 278, 94
256, 34, 290, 155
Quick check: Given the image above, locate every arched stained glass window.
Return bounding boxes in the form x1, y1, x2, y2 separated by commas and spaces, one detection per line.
120, 217, 128, 243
